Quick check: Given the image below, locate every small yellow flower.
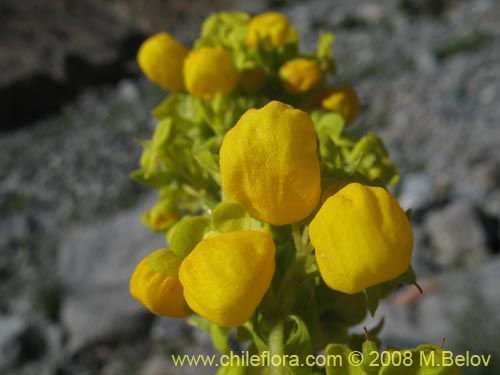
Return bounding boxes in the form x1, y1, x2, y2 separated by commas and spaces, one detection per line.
247, 12, 292, 48
137, 33, 189, 91
280, 58, 322, 94
309, 183, 413, 294
183, 47, 237, 99
179, 230, 275, 327
130, 249, 190, 318
321, 86, 361, 125
220, 101, 321, 226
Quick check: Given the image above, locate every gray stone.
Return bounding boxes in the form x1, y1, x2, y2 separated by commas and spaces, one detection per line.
58, 195, 165, 352
398, 173, 436, 212
424, 201, 489, 268
0, 315, 25, 371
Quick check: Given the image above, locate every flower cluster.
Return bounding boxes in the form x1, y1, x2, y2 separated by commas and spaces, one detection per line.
129, 10, 459, 375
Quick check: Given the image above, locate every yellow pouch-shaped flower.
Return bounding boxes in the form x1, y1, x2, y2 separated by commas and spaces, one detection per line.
219, 101, 321, 226
183, 47, 237, 99
137, 33, 189, 91
280, 58, 322, 93
321, 86, 361, 125
247, 12, 292, 48
178, 230, 275, 327
309, 183, 413, 294
130, 249, 190, 318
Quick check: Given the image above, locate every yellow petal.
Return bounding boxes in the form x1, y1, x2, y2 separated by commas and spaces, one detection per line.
309, 183, 413, 294
179, 230, 275, 327
137, 33, 189, 91
129, 249, 190, 318
247, 12, 292, 48
279, 59, 322, 93
183, 47, 237, 99
220, 101, 321, 225
321, 86, 361, 125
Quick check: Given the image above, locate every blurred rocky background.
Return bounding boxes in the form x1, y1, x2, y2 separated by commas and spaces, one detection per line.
1, 0, 499, 374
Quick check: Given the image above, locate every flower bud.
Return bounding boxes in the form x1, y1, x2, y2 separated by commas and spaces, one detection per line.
279, 58, 322, 93
321, 86, 361, 125
179, 230, 275, 327
137, 33, 189, 91
220, 101, 321, 225
183, 47, 237, 99
309, 183, 413, 294
247, 12, 292, 48
130, 249, 190, 317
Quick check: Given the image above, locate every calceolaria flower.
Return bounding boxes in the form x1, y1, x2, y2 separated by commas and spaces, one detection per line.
137, 32, 189, 91
178, 230, 275, 327
247, 12, 292, 48
219, 101, 321, 226
279, 58, 322, 94
321, 86, 361, 125
309, 183, 413, 294
183, 47, 237, 99
130, 249, 191, 317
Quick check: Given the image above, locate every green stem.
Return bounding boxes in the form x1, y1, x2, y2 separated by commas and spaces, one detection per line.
269, 321, 286, 375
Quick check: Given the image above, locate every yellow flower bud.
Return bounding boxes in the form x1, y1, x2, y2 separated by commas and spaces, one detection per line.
247, 12, 292, 48
321, 86, 361, 125
309, 183, 413, 294
137, 33, 189, 91
183, 47, 237, 99
220, 101, 321, 226
279, 59, 322, 94
130, 249, 190, 318
179, 230, 275, 327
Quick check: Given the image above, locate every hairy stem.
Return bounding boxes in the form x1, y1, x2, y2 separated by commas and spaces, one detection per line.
269, 321, 286, 375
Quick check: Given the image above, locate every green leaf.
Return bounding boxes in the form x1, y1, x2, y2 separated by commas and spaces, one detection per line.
361, 340, 380, 375
170, 216, 209, 258
194, 148, 221, 184
379, 345, 462, 375
314, 112, 345, 142
284, 315, 314, 375
152, 118, 173, 156
211, 324, 231, 353
325, 343, 367, 375
347, 133, 400, 186
211, 202, 248, 232
130, 169, 170, 189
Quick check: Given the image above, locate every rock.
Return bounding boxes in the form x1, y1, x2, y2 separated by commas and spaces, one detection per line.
58, 195, 165, 352
398, 173, 436, 213
141, 355, 172, 375
415, 257, 500, 372
0, 315, 25, 371
424, 201, 489, 268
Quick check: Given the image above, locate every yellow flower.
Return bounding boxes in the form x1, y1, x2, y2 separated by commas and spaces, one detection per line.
321, 86, 361, 125
309, 183, 413, 294
247, 12, 292, 48
183, 47, 237, 99
179, 230, 275, 327
137, 33, 189, 91
280, 58, 323, 94
130, 249, 190, 318
219, 101, 321, 226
